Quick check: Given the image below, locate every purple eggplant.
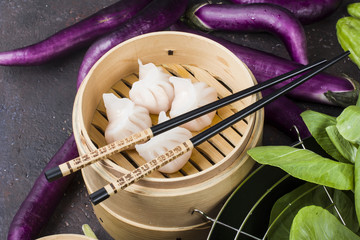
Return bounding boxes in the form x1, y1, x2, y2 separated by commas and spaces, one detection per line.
229, 0, 342, 24
262, 88, 311, 140
76, 0, 188, 89
0, 0, 152, 66
7, 134, 79, 240
186, 3, 308, 65
170, 22, 358, 107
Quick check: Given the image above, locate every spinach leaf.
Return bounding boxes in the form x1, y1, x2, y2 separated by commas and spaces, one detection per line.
247, 146, 354, 190
268, 183, 358, 239
301, 110, 347, 162
331, 188, 359, 233
326, 125, 357, 163
269, 183, 319, 224
355, 147, 360, 224
290, 206, 360, 240
337, 105, 360, 145
268, 183, 320, 240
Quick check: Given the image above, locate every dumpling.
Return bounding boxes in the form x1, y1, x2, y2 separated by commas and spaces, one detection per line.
129, 59, 174, 114
103, 93, 152, 145
135, 111, 193, 174
169, 76, 217, 132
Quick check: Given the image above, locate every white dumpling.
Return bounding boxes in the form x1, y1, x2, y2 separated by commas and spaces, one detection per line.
135, 111, 193, 174
129, 59, 174, 114
103, 93, 152, 145
169, 76, 217, 132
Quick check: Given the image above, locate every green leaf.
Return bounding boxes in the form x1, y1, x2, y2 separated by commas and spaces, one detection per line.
268, 183, 359, 239
269, 183, 318, 224
356, 92, 360, 107
332, 188, 359, 232
290, 206, 360, 240
336, 17, 360, 69
247, 146, 354, 190
355, 147, 360, 225
331, 189, 360, 233
301, 110, 347, 162
336, 105, 360, 145
348, 3, 360, 20
82, 224, 98, 239
268, 183, 320, 240
326, 125, 357, 163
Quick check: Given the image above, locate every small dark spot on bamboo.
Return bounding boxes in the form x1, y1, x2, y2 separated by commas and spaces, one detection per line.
168, 50, 174, 55
99, 217, 104, 223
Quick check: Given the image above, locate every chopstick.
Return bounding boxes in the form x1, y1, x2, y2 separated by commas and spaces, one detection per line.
89, 51, 350, 205
44, 57, 327, 182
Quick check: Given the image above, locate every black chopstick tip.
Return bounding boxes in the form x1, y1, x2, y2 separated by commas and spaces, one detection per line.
44, 166, 63, 182
90, 188, 110, 205
337, 50, 350, 59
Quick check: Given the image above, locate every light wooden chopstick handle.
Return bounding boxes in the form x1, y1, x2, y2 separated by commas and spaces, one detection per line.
90, 140, 194, 205
45, 128, 153, 181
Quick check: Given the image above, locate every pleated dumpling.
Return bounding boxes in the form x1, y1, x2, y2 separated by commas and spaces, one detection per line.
135, 111, 193, 174
129, 59, 174, 114
103, 93, 152, 145
169, 76, 217, 131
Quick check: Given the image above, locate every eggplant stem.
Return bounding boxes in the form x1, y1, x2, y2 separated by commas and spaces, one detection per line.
324, 76, 360, 107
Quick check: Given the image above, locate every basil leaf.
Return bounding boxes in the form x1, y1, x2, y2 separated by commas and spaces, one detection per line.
247, 146, 354, 190
290, 206, 360, 240
301, 110, 347, 162
326, 125, 357, 163
337, 105, 360, 145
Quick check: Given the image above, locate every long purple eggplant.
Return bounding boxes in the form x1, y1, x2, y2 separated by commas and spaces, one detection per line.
186, 3, 308, 65
0, 0, 152, 66
7, 134, 79, 240
229, 0, 342, 24
263, 88, 311, 140
170, 22, 358, 107
76, 0, 188, 89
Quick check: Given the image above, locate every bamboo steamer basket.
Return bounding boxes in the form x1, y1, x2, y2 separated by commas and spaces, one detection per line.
37, 234, 94, 240
73, 31, 264, 239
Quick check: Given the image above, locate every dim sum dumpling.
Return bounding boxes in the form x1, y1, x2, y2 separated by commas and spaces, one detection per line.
135, 111, 193, 174
169, 76, 217, 131
103, 93, 152, 145
129, 59, 174, 114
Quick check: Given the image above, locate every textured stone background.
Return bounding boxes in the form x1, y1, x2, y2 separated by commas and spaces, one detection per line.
1, 0, 359, 239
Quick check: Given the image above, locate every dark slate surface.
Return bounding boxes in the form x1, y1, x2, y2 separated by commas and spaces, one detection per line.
1, 1, 359, 239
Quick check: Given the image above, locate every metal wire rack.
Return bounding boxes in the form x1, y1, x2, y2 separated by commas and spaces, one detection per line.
192, 126, 346, 240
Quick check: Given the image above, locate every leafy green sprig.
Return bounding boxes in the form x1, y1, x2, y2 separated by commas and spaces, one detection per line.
247, 97, 360, 239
